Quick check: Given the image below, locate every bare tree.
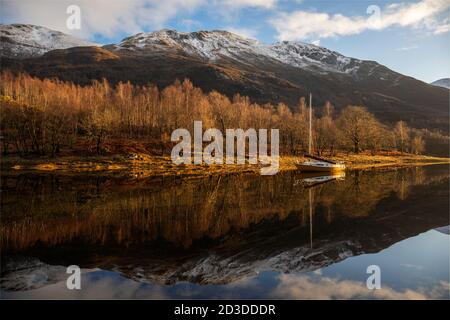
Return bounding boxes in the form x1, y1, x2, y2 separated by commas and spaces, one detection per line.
337, 106, 380, 153
0, 72, 438, 158
411, 135, 425, 155
394, 121, 410, 153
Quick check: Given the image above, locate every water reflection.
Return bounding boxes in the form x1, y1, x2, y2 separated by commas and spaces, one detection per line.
0, 165, 449, 298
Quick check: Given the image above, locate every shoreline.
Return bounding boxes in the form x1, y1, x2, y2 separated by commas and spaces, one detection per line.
1, 153, 449, 178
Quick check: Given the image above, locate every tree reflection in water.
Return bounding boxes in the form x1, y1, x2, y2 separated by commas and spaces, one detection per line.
0, 165, 449, 286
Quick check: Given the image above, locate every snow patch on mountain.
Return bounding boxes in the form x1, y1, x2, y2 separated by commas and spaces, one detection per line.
114, 29, 364, 75
0, 24, 97, 59
269, 41, 362, 74
430, 78, 450, 89
122, 239, 362, 285
0, 257, 67, 291
0, 257, 98, 291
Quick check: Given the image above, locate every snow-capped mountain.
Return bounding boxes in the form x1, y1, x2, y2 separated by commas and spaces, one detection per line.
2, 25, 448, 132
113, 29, 363, 75
0, 240, 358, 289
0, 24, 96, 59
0, 257, 68, 291
430, 78, 450, 89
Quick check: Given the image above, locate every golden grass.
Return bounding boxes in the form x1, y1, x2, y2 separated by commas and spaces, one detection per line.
1, 152, 449, 178
280, 153, 450, 171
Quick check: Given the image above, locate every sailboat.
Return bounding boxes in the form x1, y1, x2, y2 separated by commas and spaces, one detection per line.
299, 171, 346, 186
295, 94, 346, 172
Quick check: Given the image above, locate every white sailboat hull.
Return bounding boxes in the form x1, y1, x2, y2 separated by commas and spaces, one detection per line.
296, 161, 345, 172
299, 93, 346, 173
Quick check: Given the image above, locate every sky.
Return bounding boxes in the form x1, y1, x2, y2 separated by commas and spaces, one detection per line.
2, 0, 449, 83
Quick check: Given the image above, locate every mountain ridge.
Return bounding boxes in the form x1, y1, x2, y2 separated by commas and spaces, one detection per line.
431, 78, 450, 89
110, 29, 366, 76
1, 24, 448, 133
0, 24, 96, 59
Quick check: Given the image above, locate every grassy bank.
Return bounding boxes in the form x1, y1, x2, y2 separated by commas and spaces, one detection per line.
1, 152, 449, 178
281, 153, 450, 171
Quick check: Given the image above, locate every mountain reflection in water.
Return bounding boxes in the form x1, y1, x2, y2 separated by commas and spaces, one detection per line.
1, 165, 449, 298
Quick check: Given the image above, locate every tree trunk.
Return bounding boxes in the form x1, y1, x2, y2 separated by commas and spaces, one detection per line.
354, 140, 359, 153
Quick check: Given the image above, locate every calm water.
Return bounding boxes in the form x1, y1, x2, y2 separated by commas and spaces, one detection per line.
1, 165, 449, 299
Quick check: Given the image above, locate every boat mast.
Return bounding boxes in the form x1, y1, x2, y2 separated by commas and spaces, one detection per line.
309, 188, 313, 249
308, 93, 312, 155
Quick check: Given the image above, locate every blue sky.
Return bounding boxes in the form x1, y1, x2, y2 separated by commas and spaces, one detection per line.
3, 0, 449, 82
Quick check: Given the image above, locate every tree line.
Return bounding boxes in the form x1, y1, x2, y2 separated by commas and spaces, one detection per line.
0, 72, 429, 157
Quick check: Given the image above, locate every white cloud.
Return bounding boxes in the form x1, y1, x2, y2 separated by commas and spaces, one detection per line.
433, 23, 450, 34
2, 0, 206, 40
3, 0, 275, 40
220, 0, 277, 9
311, 39, 321, 46
180, 19, 202, 31
226, 27, 258, 39
395, 44, 419, 51
2, 0, 279, 41
270, 0, 450, 40
400, 263, 424, 269
271, 274, 450, 300
2, 270, 171, 299
210, 0, 277, 22
429, 18, 450, 34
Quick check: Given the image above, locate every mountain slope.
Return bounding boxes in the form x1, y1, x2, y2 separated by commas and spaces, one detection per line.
112, 29, 363, 75
0, 24, 96, 59
431, 78, 450, 89
2, 27, 448, 132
